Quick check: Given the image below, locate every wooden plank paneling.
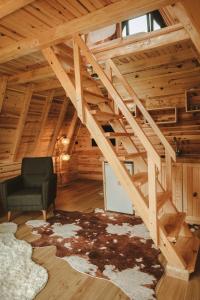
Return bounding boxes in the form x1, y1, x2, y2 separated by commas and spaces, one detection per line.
33, 90, 55, 155
48, 98, 69, 155
0, 0, 35, 19
0, 76, 7, 112
10, 85, 33, 161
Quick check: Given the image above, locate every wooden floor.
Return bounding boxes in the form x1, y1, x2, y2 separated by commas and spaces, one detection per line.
1, 179, 200, 300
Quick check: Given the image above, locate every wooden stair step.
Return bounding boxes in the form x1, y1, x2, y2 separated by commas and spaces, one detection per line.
159, 212, 186, 242
84, 91, 109, 104
118, 151, 147, 161
174, 236, 200, 272
90, 110, 121, 122
157, 191, 171, 210
104, 132, 134, 138
132, 172, 148, 187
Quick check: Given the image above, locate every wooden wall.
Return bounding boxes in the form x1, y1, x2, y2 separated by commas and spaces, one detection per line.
74, 126, 103, 180
0, 87, 75, 182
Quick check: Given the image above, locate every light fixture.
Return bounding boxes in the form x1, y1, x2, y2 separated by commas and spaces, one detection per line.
61, 136, 70, 145
61, 153, 70, 161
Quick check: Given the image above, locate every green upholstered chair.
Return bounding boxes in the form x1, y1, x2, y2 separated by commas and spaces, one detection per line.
0, 157, 57, 221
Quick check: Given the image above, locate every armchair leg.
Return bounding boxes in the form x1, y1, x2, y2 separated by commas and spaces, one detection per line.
42, 210, 47, 221
8, 211, 11, 222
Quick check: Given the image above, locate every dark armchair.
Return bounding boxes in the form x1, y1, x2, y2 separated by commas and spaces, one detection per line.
0, 157, 57, 221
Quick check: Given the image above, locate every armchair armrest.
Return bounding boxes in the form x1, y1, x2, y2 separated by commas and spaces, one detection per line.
42, 174, 57, 209
0, 175, 23, 210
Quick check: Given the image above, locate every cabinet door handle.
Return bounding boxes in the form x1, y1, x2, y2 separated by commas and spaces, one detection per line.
193, 192, 198, 197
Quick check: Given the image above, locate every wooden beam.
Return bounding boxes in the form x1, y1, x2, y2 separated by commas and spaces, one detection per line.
48, 98, 69, 156
165, 150, 172, 192
148, 155, 158, 246
92, 24, 189, 61
172, 1, 200, 55
65, 111, 78, 154
10, 85, 33, 162
73, 38, 85, 123
33, 90, 55, 155
0, 0, 178, 64
0, 0, 34, 19
0, 76, 8, 112
7, 25, 189, 88
42, 48, 76, 102
8, 66, 55, 85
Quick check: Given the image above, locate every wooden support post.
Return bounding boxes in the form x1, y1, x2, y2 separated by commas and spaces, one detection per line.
33, 89, 55, 155
165, 150, 172, 193
65, 111, 78, 154
105, 60, 117, 112
0, 76, 8, 113
10, 85, 33, 162
148, 154, 158, 246
48, 98, 69, 156
42, 48, 76, 102
68, 121, 81, 155
73, 37, 85, 123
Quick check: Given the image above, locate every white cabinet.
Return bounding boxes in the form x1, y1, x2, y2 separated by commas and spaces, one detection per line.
103, 161, 134, 214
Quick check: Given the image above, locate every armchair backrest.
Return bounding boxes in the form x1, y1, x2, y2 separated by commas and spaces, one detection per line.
21, 157, 54, 188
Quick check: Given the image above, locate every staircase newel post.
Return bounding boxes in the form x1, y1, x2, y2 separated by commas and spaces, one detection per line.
165, 149, 172, 193
147, 153, 159, 246
73, 36, 85, 124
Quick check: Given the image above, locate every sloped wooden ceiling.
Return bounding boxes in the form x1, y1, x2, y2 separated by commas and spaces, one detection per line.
0, 0, 200, 182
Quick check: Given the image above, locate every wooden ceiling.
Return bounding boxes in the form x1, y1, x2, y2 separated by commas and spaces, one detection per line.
0, 0, 120, 49
0, 0, 199, 98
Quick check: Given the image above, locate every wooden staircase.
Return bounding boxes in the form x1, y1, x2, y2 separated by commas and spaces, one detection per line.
42, 36, 200, 281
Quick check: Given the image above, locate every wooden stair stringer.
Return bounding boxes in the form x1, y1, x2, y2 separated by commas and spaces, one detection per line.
159, 226, 187, 270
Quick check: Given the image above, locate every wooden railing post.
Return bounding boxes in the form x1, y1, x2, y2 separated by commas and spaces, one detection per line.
165, 149, 172, 192
148, 153, 158, 246
73, 37, 85, 123
0, 76, 8, 113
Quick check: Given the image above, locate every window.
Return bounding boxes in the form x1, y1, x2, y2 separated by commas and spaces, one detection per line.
122, 10, 166, 37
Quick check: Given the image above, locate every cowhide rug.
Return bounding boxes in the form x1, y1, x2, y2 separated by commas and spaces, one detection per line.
0, 222, 48, 300
26, 209, 164, 300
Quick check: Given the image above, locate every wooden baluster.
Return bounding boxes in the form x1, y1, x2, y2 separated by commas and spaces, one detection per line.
165, 149, 172, 192
148, 153, 158, 246
0, 76, 7, 113
73, 37, 85, 123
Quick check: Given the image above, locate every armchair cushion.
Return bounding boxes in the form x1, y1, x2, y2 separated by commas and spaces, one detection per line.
7, 188, 42, 210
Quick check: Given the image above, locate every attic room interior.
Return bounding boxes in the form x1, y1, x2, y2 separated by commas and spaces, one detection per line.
0, 0, 200, 299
